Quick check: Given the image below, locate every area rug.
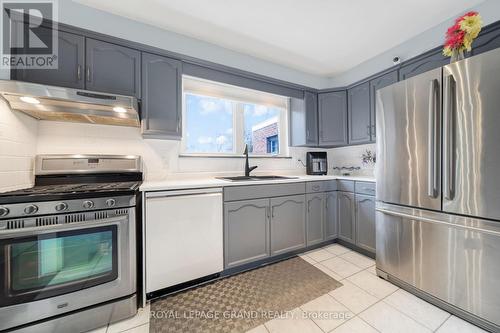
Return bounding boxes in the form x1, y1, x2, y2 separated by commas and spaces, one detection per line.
150, 256, 342, 333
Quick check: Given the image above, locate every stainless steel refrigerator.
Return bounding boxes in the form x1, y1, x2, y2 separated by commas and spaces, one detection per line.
376, 47, 500, 332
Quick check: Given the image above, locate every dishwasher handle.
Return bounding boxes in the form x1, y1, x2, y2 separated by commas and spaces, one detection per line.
146, 188, 222, 198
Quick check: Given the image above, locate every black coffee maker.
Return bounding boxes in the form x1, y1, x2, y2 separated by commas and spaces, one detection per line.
306, 152, 328, 175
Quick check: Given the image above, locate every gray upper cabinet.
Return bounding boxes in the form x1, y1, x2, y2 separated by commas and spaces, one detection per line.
399, 50, 448, 81
472, 28, 500, 56
355, 194, 376, 253
306, 193, 324, 246
324, 191, 338, 240
338, 191, 355, 243
348, 82, 371, 144
305, 91, 319, 146
85, 38, 141, 98
270, 195, 306, 255
369, 70, 398, 141
224, 199, 270, 268
318, 91, 348, 146
289, 91, 318, 147
141, 53, 182, 139
12, 29, 85, 89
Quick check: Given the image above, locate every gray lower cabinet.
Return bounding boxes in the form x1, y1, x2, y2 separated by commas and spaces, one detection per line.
338, 191, 355, 243
348, 82, 371, 144
355, 194, 376, 253
85, 38, 141, 98
11, 28, 85, 89
141, 53, 182, 139
306, 193, 325, 246
369, 70, 398, 141
324, 191, 338, 240
270, 195, 306, 255
224, 199, 270, 268
318, 91, 348, 146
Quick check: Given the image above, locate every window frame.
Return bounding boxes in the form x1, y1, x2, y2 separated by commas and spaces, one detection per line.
180, 77, 290, 158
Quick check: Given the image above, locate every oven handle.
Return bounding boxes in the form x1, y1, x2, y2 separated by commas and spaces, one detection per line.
0, 215, 128, 238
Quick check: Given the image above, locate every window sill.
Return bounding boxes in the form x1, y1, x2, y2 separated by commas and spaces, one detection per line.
178, 154, 292, 159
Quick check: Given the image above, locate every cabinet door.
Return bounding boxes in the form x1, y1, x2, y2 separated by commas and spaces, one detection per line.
324, 191, 338, 240
318, 91, 348, 146
141, 52, 182, 139
338, 191, 355, 243
369, 70, 398, 141
355, 194, 376, 253
348, 82, 371, 144
472, 28, 500, 56
306, 193, 325, 246
399, 50, 448, 81
305, 91, 319, 146
224, 199, 270, 268
12, 29, 85, 89
270, 195, 306, 255
85, 38, 141, 98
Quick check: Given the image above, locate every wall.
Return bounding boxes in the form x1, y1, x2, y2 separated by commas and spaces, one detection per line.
328, 0, 500, 87
0, 100, 38, 192
55, 1, 328, 89
328, 143, 376, 177
35, 120, 339, 181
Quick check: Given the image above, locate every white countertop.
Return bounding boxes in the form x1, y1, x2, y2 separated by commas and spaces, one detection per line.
140, 174, 375, 192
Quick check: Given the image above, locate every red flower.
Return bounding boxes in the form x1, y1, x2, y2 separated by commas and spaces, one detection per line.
455, 11, 479, 24
445, 30, 465, 48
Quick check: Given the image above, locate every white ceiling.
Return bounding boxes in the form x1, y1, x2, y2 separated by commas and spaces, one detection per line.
74, 0, 484, 77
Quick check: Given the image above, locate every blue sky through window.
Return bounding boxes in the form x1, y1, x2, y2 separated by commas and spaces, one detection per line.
184, 93, 283, 154
184, 94, 234, 153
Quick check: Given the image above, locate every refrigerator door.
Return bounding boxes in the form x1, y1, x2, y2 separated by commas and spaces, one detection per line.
376, 68, 442, 210
376, 202, 500, 331
443, 48, 500, 220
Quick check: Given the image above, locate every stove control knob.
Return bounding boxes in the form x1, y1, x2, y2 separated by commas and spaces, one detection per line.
0, 206, 9, 217
105, 199, 116, 207
82, 200, 94, 209
24, 204, 38, 215
55, 202, 68, 212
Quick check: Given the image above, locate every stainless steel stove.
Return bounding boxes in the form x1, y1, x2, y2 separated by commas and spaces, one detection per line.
0, 155, 142, 333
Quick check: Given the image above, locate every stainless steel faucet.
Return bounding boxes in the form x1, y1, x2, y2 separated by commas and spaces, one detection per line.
244, 144, 258, 177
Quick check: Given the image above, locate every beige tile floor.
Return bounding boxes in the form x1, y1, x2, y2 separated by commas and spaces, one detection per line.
89, 244, 488, 333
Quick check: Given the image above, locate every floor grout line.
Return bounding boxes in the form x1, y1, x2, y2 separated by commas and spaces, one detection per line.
433, 313, 452, 332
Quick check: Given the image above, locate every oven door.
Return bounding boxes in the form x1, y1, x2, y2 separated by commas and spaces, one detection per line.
0, 212, 136, 331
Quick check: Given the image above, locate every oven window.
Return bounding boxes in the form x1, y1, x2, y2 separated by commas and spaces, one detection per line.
1, 226, 118, 306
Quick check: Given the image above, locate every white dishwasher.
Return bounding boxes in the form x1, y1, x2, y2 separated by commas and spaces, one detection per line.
145, 188, 223, 294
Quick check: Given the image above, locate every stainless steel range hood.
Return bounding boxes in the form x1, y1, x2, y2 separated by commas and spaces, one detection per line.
0, 80, 140, 127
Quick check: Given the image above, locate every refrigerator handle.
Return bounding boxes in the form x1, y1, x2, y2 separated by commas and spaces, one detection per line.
443, 75, 456, 200
427, 79, 440, 198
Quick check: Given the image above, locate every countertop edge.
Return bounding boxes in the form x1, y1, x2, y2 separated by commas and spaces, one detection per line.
140, 175, 375, 192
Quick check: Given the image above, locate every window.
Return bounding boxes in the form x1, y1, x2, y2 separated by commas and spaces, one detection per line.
182, 76, 289, 156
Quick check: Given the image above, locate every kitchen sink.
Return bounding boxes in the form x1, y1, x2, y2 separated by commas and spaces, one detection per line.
217, 175, 298, 182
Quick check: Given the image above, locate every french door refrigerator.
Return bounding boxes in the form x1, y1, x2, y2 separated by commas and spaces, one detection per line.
376, 47, 500, 332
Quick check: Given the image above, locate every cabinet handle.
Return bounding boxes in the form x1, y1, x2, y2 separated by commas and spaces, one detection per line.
306, 129, 310, 140
325, 199, 328, 210
77, 65, 81, 80
271, 206, 275, 218
372, 124, 376, 138
266, 206, 270, 219
312, 185, 320, 191
86, 66, 91, 82
366, 124, 371, 136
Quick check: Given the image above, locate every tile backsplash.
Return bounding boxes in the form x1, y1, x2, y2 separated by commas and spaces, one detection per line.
329, 143, 377, 176
0, 100, 38, 192
0, 103, 376, 191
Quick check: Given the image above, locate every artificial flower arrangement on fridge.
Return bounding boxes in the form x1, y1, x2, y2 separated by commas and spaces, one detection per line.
443, 11, 483, 63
